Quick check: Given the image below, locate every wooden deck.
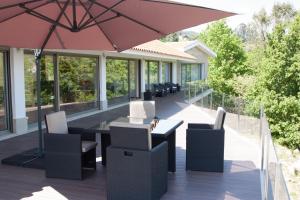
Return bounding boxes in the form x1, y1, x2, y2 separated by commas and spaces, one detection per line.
0, 94, 261, 200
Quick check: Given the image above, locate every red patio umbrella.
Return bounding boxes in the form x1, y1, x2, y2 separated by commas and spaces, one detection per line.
0, 0, 234, 158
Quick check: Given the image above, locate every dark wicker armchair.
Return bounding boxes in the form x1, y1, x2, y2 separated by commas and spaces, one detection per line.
44, 111, 97, 180
186, 107, 226, 172
107, 122, 168, 200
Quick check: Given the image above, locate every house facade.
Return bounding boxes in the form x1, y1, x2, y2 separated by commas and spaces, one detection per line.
0, 40, 215, 135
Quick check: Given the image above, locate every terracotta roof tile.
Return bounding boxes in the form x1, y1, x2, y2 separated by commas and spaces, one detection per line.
132, 40, 196, 60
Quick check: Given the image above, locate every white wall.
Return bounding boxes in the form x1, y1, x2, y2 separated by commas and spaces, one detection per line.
99, 54, 107, 110
10, 48, 27, 133
185, 48, 210, 80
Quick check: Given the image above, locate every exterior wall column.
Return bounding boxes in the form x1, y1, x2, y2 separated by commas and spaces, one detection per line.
172, 61, 178, 84
140, 59, 146, 96
159, 61, 163, 83
99, 53, 107, 110
10, 48, 28, 133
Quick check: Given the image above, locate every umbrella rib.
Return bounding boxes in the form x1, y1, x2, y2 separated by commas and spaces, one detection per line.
0, 0, 44, 10
54, 0, 73, 27
19, 4, 72, 31
72, 0, 78, 29
142, 0, 236, 14
90, 0, 164, 35
80, 14, 120, 31
78, 0, 96, 27
39, 0, 70, 54
79, 0, 124, 30
78, 0, 117, 50
0, 0, 54, 24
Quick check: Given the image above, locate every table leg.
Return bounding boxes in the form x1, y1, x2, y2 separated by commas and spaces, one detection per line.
101, 133, 110, 166
167, 131, 176, 172
152, 131, 176, 172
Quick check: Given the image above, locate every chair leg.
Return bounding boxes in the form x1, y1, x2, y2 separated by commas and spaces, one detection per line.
83, 148, 96, 170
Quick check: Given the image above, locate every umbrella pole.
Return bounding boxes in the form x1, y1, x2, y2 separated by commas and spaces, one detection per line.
35, 52, 44, 155
21, 51, 44, 165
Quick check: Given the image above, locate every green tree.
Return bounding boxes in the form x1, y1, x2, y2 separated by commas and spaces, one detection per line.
199, 21, 249, 95
160, 32, 179, 42
272, 2, 297, 25
253, 8, 271, 42
246, 15, 300, 149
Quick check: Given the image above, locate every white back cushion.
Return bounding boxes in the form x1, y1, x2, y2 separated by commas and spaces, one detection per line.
45, 111, 68, 134
213, 107, 226, 130
129, 100, 155, 119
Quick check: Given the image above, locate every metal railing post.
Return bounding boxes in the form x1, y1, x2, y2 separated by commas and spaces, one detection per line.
260, 106, 265, 170
210, 92, 213, 109
188, 83, 191, 104
194, 82, 197, 97
237, 97, 241, 130
274, 162, 281, 200
222, 93, 225, 108
201, 87, 204, 106
264, 134, 270, 200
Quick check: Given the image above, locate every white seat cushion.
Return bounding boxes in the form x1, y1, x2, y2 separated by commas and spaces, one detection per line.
81, 141, 97, 153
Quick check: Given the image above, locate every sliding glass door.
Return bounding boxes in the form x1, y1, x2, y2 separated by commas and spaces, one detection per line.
59, 56, 97, 115
24, 54, 55, 124
181, 63, 203, 87
24, 52, 98, 124
145, 61, 159, 91
0, 52, 8, 130
162, 62, 171, 83
129, 60, 138, 98
106, 58, 139, 106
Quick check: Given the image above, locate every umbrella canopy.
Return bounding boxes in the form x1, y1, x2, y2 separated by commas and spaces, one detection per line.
0, 0, 234, 157
0, 0, 234, 52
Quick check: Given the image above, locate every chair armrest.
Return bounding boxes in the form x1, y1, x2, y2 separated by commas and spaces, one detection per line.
68, 127, 96, 141
44, 133, 81, 154
188, 123, 213, 129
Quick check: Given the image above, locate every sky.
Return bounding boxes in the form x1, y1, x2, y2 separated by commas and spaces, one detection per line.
175, 0, 300, 32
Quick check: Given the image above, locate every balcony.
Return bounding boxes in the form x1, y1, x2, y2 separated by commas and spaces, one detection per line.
0, 92, 264, 200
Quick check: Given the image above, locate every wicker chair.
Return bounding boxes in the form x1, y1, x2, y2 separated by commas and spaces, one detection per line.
186, 107, 226, 172
107, 122, 168, 200
44, 111, 97, 180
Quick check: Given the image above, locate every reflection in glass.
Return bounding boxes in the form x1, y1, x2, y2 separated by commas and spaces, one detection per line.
162, 62, 171, 83
24, 54, 55, 124
181, 63, 202, 87
145, 61, 159, 90
0, 52, 7, 130
59, 56, 97, 115
129, 60, 138, 98
106, 58, 129, 105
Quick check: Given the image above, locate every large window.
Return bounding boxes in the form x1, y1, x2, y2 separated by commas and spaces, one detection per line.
59, 56, 97, 115
162, 62, 171, 83
0, 51, 8, 131
106, 58, 139, 105
145, 61, 159, 90
181, 63, 203, 86
24, 54, 55, 124
25, 53, 98, 124
129, 60, 139, 98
